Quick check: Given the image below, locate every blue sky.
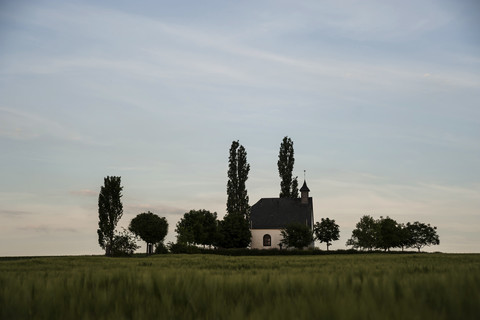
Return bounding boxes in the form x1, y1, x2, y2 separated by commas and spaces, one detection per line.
1, 0, 479, 255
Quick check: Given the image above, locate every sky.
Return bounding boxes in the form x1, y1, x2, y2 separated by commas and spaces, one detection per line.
1, 0, 479, 256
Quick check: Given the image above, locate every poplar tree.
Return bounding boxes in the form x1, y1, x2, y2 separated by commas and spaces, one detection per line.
278, 136, 299, 198
97, 176, 124, 256
226, 140, 250, 218
223, 140, 251, 248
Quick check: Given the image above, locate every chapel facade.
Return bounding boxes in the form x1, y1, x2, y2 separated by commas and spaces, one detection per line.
250, 181, 314, 249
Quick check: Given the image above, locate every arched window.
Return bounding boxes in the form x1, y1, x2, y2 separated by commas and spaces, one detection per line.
263, 234, 271, 246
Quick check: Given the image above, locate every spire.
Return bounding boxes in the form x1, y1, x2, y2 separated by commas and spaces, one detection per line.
300, 173, 310, 204
300, 170, 310, 191
300, 180, 310, 192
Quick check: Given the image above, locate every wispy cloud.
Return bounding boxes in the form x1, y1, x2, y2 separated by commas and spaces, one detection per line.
3, 1, 477, 93
301, 0, 453, 41
106, 166, 156, 172
17, 225, 78, 234
0, 0, 478, 255
0, 209, 31, 217
69, 189, 97, 197
125, 203, 186, 217
0, 106, 98, 144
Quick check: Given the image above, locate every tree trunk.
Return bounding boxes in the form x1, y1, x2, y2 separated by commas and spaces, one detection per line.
105, 242, 112, 256
147, 243, 153, 255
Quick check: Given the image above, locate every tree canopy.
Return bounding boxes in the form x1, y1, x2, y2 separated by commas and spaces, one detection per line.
314, 218, 340, 251
97, 176, 124, 256
347, 215, 440, 252
110, 228, 139, 257
280, 223, 313, 250
346, 215, 378, 251
376, 216, 401, 251
217, 213, 251, 249
226, 140, 250, 219
129, 211, 168, 254
407, 221, 440, 252
175, 209, 218, 247
278, 136, 299, 199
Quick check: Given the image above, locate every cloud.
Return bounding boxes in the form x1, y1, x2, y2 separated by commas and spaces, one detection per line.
299, 0, 454, 41
0, 209, 31, 217
70, 189, 97, 197
0, 0, 478, 255
17, 225, 78, 234
125, 203, 186, 217
3, 0, 478, 112
0, 106, 96, 143
106, 166, 154, 172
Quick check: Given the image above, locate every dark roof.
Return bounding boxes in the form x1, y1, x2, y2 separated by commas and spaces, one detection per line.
250, 197, 313, 229
300, 180, 310, 192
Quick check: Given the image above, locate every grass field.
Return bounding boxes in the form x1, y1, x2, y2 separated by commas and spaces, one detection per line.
1, 253, 479, 319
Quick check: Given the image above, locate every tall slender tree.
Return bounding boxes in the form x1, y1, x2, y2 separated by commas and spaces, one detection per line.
223, 141, 251, 248
226, 140, 250, 219
278, 136, 299, 198
97, 176, 124, 256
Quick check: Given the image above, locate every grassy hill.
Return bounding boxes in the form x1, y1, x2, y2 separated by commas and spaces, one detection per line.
1, 254, 479, 319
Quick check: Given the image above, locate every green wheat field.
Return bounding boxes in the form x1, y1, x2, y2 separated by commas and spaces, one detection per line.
1, 254, 479, 319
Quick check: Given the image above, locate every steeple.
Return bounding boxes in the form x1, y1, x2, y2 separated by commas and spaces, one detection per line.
300, 180, 310, 204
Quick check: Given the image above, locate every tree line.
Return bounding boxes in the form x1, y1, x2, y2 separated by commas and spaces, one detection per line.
97, 137, 298, 255
97, 176, 169, 256
346, 215, 440, 252
97, 137, 439, 256
276, 215, 439, 252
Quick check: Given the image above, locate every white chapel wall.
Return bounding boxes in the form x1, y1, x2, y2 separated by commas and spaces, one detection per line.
251, 229, 283, 249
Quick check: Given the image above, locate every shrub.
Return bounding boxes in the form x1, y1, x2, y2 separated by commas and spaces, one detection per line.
110, 229, 139, 257
154, 242, 169, 254
167, 242, 201, 254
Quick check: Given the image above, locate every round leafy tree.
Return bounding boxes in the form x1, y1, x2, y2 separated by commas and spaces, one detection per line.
175, 209, 218, 247
407, 221, 440, 252
217, 213, 251, 249
129, 211, 168, 254
376, 216, 401, 251
346, 215, 378, 251
280, 223, 314, 250
314, 218, 340, 251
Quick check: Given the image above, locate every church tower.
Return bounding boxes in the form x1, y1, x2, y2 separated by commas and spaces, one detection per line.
300, 180, 310, 204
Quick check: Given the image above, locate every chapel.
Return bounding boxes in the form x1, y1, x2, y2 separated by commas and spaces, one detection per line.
250, 180, 314, 249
